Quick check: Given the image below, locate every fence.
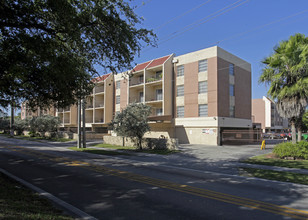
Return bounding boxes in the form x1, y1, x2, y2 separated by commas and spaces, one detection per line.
221, 129, 262, 145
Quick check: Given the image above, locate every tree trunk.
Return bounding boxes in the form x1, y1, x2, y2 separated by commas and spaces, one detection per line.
298, 127, 302, 142
291, 120, 296, 144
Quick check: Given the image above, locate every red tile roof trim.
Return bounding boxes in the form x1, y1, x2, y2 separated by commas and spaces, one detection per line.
93, 73, 111, 83
146, 55, 170, 69
132, 61, 151, 72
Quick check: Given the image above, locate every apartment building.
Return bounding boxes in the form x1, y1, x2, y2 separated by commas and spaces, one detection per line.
114, 46, 252, 145
56, 73, 114, 132
252, 96, 288, 133
22, 46, 252, 145
21, 102, 56, 120
173, 46, 252, 145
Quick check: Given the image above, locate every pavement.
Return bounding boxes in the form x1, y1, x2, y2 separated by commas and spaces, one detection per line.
84, 139, 308, 176
1, 135, 308, 219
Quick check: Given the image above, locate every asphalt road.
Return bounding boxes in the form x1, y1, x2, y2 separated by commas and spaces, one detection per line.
0, 136, 308, 220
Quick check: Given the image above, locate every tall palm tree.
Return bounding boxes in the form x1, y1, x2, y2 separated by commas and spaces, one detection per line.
259, 33, 308, 143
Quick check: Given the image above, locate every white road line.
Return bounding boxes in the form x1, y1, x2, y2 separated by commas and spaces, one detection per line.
0, 168, 97, 220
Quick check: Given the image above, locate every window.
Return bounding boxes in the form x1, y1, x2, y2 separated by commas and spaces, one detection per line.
156, 108, 163, 116
177, 65, 184, 77
229, 85, 234, 96
199, 104, 208, 117
139, 75, 144, 83
116, 95, 120, 104
156, 71, 162, 79
156, 89, 162, 100
229, 64, 234, 76
198, 81, 208, 94
116, 81, 121, 89
177, 106, 184, 118
230, 106, 235, 117
139, 92, 144, 102
198, 59, 208, 72
177, 85, 184, 96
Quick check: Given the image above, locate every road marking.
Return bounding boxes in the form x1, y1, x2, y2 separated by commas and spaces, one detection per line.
2, 144, 308, 219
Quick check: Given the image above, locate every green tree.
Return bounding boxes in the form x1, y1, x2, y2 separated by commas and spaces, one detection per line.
29, 115, 61, 137
0, 0, 155, 109
259, 33, 308, 143
109, 103, 151, 149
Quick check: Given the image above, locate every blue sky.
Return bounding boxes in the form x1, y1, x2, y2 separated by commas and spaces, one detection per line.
127, 0, 308, 99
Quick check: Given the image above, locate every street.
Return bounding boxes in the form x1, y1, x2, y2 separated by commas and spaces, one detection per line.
0, 135, 308, 220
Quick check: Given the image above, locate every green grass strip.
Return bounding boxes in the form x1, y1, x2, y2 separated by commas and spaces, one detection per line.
240, 167, 308, 185
0, 172, 73, 220
93, 143, 180, 155
241, 154, 308, 170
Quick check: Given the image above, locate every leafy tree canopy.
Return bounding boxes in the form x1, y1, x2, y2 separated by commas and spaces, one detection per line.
0, 0, 155, 109
109, 103, 151, 149
259, 33, 308, 142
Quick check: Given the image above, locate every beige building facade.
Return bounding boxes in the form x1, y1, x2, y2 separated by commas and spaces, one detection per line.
22, 46, 252, 145
252, 96, 288, 133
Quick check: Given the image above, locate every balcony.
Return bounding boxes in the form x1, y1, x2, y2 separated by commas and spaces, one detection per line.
95, 86, 104, 94
57, 108, 64, 112
95, 103, 104, 108
129, 74, 144, 87
86, 103, 93, 109
146, 76, 162, 84
95, 118, 104, 123
64, 107, 70, 112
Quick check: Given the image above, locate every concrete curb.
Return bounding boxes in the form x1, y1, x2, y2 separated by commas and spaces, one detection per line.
0, 168, 97, 220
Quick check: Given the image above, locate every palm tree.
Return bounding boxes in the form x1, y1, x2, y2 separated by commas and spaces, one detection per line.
259, 33, 308, 143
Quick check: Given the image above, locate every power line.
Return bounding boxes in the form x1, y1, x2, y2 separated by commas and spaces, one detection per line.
155, 0, 212, 30
142, 0, 249, 53
159, 0, 249, 43
213, 9, 308, 45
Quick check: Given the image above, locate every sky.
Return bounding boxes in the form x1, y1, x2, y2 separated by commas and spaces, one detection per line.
125, 0, 308, 99
4, 0, 308, 116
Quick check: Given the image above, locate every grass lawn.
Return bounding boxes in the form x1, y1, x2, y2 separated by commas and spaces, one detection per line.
240, 167, 308, 185
93, 143, 180, 155
0, 172, 73, 220
241, 154, 308, 170
14, 135, 73, 143
69, 147, 130, 156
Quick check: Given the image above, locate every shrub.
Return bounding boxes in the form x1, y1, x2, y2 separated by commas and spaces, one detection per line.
14, 118, 29, 135
0, 118, 10, 132
273, 141, 308, 160
28, 116, 61, 137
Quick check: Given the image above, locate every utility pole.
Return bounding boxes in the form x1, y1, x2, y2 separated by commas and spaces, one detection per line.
82, 99, 86, 148
10, 102, 14, 137
77, 99, 81, 148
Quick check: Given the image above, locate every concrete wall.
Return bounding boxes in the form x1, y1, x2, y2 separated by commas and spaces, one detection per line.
103, 135, 178, 150
184, 61, 198, 117
104, 74, 114, 123
208, 57, 218, 117
252, 99, 266, 130
163, 54, 174, 116
175, 126, 218, 145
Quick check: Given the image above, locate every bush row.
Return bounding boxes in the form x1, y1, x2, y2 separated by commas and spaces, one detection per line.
0, 116, 60, 136
273, 141, 308, 160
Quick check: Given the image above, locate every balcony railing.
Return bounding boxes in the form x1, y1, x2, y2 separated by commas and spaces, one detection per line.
95, 103, 104, 108
86, 104, 93, 109
146, 77, 162, 83
95, 118, 104, 123
64, 107, 70, 112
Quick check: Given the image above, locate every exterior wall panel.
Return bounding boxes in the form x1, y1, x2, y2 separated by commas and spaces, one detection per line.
184, 62, 198, 117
